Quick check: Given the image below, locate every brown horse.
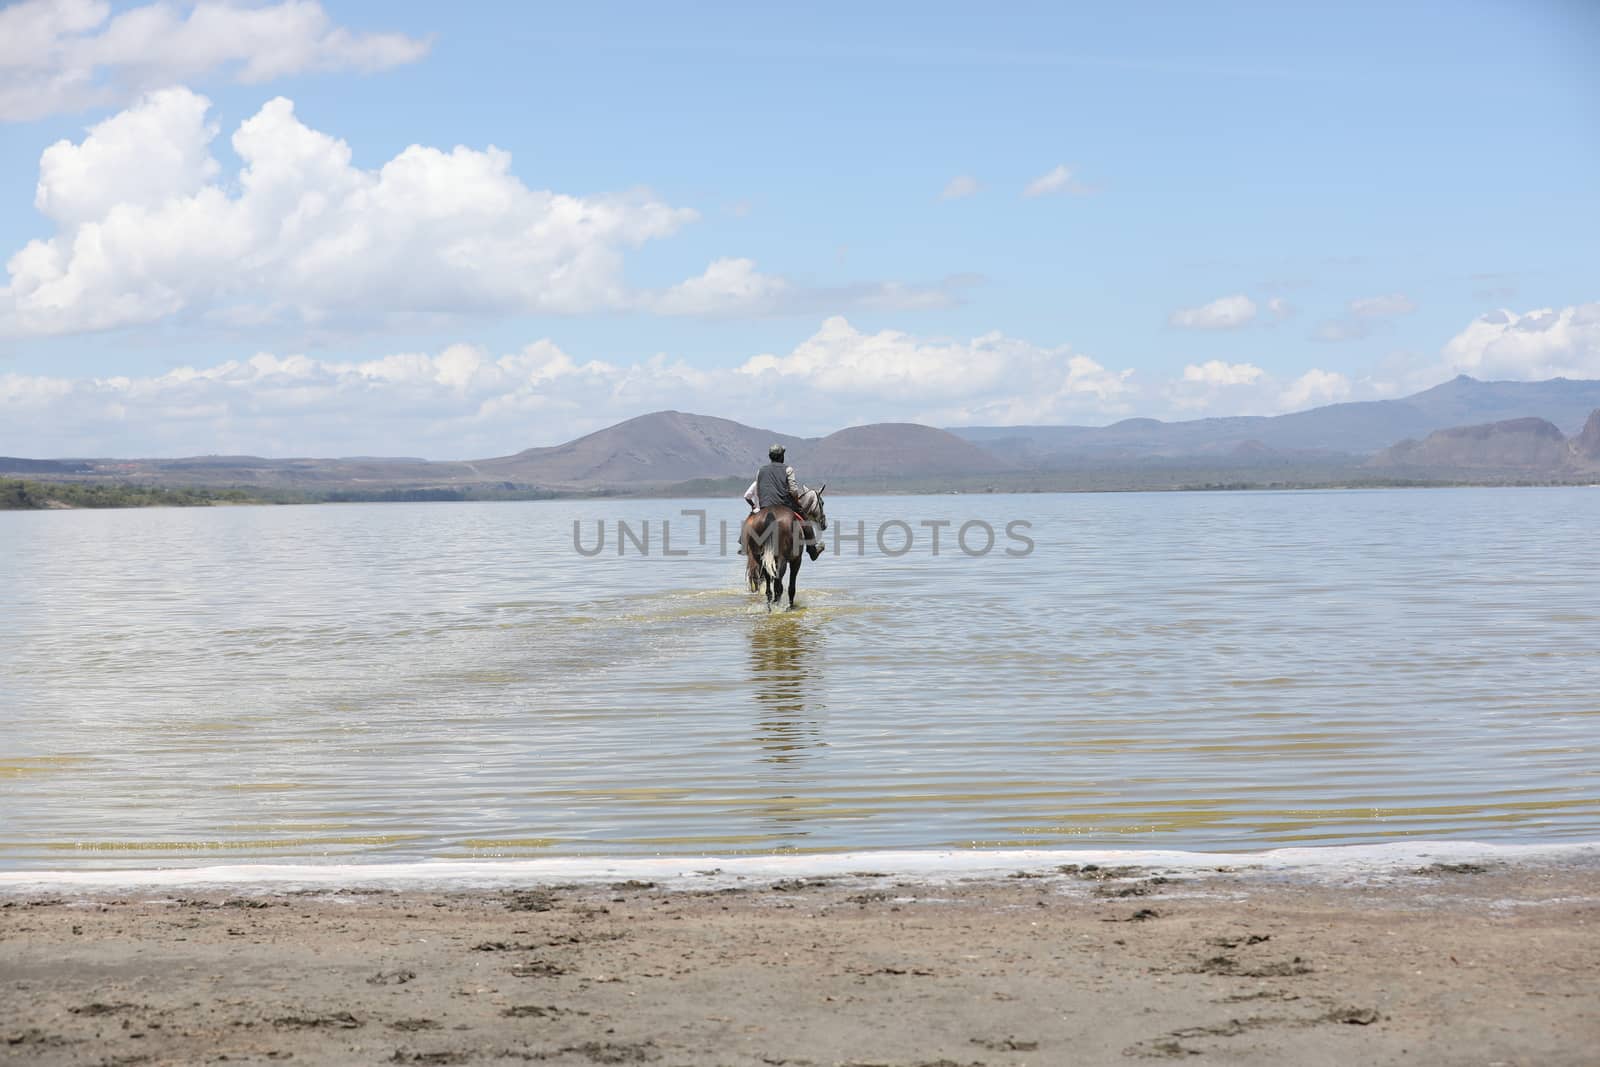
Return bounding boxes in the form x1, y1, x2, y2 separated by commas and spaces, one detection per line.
741, 487, 827, 610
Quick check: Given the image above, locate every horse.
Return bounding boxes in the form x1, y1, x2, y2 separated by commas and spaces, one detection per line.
741, 485, 827, 611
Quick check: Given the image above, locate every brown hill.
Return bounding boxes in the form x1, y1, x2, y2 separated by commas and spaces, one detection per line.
474, 412, 1005, 488
808, 423, 1005, 479
475, 411, 807, 488
1369, 416, 1580, 471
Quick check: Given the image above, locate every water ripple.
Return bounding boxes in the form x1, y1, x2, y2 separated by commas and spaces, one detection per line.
2, 488, 1598, 868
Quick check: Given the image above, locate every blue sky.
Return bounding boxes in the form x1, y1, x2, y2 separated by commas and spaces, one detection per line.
0, 0, 1596, 457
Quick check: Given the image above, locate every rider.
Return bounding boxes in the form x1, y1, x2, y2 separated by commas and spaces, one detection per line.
747, 443, 804, 514
740, 444, 819, 558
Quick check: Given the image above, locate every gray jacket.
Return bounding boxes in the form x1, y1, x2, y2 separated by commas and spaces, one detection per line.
754, 462, 803, 511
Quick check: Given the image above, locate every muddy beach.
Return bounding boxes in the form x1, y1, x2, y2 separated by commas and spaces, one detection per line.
3, 860, 1597, 1066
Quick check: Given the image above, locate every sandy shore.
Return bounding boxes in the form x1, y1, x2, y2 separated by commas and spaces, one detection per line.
3, 859, 1597, 1066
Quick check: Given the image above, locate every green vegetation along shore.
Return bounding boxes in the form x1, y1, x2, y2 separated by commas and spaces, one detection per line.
0, 478, 257, 510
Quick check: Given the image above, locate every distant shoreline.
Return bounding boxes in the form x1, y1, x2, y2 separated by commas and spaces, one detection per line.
6, 473, 1600, 511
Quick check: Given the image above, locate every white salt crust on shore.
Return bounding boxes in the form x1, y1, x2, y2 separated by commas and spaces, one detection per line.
3, 839, 1597, 895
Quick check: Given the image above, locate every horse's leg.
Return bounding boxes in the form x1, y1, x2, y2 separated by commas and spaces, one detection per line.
787, 553, 800, 609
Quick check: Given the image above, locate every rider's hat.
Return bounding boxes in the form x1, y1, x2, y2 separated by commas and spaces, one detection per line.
768, 443, 786, 461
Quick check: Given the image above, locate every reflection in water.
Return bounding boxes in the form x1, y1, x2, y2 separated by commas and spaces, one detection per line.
748, 614, 826, 765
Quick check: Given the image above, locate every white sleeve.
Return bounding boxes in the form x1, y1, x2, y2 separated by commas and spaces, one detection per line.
744, 480, 758, 507
785, 466, 802, 496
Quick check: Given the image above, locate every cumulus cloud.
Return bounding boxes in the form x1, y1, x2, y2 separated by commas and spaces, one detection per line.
0, 88, 697, 335
1439, 303, 1600, 380
1, 309, 1409, 457
1022, 164, 1091, 198
1168, 294, 1257, 331
940, 174, 980, 200
736, 316, 1133, 425
1, 89, 961, 335
1314, 292, 1417, 342
0, 340, 633, 458
0, 0, 430, 122
0, 318, 1146, 456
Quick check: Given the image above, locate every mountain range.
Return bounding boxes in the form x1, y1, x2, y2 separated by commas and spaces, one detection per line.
949, 375, 1600, 465
5, 375, 1600, 496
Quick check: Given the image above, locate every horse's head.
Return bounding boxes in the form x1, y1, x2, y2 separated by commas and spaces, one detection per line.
811, 483, 827, 531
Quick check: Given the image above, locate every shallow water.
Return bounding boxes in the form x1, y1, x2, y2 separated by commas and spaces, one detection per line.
2, 488, 1598, 870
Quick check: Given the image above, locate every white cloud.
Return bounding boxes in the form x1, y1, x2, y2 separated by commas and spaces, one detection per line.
737, 316, 1132, 423
940, 174, 980, 200
1279, 368, 1351, 410
1166, 360, 1277, 414
1314, 292, 1417, 342
0, 0, 429, 122
1168, 294, 1257, 331
1, 90, 959, 335
1182, 360, 1264, 386
34, 84, 219, 225
648, 258, 795, 317
1, 88, 697, 335
1439, 303, 1600, 380
0, 340, 635, 458
645, 259, 971, 318
1023, 164, 1091, 198
0, 318, 1145, 456
2, 311, 1422, 457
1266, 296, 1295, 320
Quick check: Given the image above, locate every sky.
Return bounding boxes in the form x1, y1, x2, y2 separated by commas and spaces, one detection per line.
0, 0, 1597, 458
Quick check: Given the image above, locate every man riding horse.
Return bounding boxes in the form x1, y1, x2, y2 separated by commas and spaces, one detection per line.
745, 443, 807, 516
741, 444, 826, 609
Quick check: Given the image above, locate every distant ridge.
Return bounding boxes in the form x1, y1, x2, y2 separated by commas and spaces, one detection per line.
1370, 409, 1600, 473
950, 375, 1600, 465
11, 375, 1600, 495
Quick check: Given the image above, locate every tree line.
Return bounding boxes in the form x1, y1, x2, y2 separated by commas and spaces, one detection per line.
0, 479, 256, 510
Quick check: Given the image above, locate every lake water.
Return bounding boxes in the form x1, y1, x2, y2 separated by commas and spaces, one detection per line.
2, 488, 1598, 872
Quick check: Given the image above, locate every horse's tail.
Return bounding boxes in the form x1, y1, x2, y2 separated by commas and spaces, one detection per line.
755, 512, 781, 580
744, 510, 783, 589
